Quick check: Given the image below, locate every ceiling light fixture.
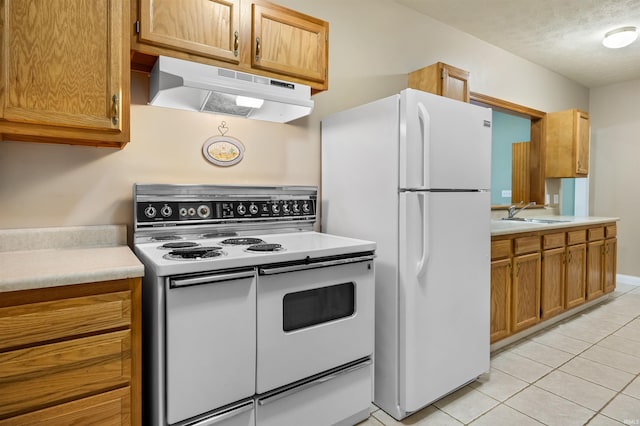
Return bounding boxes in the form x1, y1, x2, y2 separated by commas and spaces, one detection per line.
602, 26, 638, 49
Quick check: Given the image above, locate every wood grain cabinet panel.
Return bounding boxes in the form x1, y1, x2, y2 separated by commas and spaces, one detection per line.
541, 247, 565, 319
490, 258, 511, 343
545, 109, 589, 177
0, 279, 140, 425
512, 252, 541, 333
138, 0, 240, 63
565, 243, 586, 309
0, 0, 130, 147
408, 62, 470, 102
604, 238, 617, 294
586, 240, 605, 300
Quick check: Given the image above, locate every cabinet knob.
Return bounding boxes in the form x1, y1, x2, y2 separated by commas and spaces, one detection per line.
234, 31, 239, 56
255, 37, 261, 62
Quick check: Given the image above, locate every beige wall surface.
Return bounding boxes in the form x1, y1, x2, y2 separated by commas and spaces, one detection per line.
0, 0, 588, 239
589, 79, 640, 276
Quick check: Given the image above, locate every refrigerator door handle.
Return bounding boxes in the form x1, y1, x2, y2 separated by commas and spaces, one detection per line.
416, 192, 430, 277
417, 102, 431, 189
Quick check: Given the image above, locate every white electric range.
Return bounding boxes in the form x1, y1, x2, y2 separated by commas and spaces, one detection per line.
133, 184, 376, 426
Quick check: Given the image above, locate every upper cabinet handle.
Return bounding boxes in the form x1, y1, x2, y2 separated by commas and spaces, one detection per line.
112, 94, 119, 126
255, 37, 261, 61
234, 31, 239, 56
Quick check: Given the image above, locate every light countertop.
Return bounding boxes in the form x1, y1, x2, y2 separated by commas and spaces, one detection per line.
491, 216, 619, 236
0, 225, 144, 293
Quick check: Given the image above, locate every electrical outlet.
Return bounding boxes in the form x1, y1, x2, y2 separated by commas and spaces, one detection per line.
553, 194, 559, 204
502, 190, 512, 198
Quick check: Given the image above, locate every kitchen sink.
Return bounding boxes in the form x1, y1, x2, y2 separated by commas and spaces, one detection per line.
501, 218, 569, 224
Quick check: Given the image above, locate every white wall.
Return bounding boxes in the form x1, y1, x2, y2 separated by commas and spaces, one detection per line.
589, 79, 640, 276
0, 0, 588, 238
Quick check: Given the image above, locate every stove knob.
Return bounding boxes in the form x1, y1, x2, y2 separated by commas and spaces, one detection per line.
237, 204, 247, 215
197, 205, 211, 218
144, 205, 157, 218
282, 204, 290, 214
249, 204, 259, 215
302, 203, 311, 214
161, 205, 172, 217
179, 207, 188, 217
292, 203, 301, 213
187, 207, 196, 217
271, 203, 281, 214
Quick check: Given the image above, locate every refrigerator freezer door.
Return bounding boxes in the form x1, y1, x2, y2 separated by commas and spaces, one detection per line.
398, 191, 490, 414
400, 89, 492, 190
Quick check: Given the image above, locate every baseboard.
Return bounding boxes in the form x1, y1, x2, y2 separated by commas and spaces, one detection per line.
617, 274, 640, 286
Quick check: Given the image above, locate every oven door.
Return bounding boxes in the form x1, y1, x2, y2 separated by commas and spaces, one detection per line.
256, 255, 375, 393
166, 269, 256, 425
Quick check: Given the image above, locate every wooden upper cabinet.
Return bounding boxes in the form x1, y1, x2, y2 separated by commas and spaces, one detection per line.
250, 2, 328, 86
132, 0, 329, 91
545, 109, 590, 177
0, 0, 130, 148
408, 62, 470, 102
137, 0, 240, 64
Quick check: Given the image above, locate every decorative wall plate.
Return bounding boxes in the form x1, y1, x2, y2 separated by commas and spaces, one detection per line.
202, 135, 245, 167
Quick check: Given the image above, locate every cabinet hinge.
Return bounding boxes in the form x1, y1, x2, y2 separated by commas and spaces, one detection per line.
135, 20, 140, 34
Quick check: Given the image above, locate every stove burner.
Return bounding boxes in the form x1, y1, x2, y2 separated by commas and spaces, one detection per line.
152, 235, 183, 241
246, 243, 284, 252
164, 246, 224, 260
221, 237, 266, 246
160, 241, 199, 249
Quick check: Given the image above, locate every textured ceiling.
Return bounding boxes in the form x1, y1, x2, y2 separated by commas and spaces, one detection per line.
394, 0, 640, 88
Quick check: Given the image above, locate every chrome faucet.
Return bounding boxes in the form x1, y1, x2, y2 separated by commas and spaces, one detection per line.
506, 201, 536, 219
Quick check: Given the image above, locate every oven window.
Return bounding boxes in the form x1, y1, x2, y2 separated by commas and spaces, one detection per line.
283, 282, 355, 332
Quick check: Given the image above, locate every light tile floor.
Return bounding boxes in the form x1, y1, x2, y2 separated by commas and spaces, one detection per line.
358, 282, 640, 425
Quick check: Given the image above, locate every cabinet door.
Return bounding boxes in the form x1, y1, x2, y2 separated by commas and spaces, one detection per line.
0, 0, 129, 146
541, 247, 565, 319
490, 258, 511, 343
512, 253, 541, 333
138, 0, 240, 63
575, 110, 589, 175
565, 243, 586, 308
251, 2, 328, 86
604, 238, 617, 293
586, 240, 604, 300
441, 63, 470, 102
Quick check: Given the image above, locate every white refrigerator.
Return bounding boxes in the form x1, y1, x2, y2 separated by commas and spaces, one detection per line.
321, 88, 491, 420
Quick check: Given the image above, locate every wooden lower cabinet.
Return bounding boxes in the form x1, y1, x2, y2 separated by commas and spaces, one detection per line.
512, 252, 541, 333
491, 222, 617, 343
604, 238, 617, 293
0, 279, 140, 425
565, 243, 587, 309
491, 258, 511, 343
586, 239, 605, 300
541, 247, 565, 319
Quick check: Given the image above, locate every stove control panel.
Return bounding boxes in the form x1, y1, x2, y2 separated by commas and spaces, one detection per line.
136, 198, 316, 225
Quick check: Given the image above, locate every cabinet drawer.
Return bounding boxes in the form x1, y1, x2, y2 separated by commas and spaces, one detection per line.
491, 240, 512, 260
567, 230, 586, 245
588, 227, 605, 241
0, 291, 131, 351
0, 330, 131, 419
543, 232, 565, 249
606, 224, 617, 238
514, 236, 540, 255
0, 387, 131, 426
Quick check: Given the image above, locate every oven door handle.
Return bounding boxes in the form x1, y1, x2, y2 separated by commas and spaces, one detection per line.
190, 400, 254, 426
170, 269, 255, 288
258, 255, 374, 275
257, 359, 372, 406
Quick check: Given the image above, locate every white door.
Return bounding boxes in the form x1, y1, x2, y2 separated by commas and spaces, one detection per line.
400, 88, 492, 190
165, 270, 257, 424
256, 258, 375, 393
399, 190, 490, 412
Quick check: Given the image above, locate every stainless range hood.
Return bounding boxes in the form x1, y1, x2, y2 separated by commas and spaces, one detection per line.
149, 56, 314, 123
